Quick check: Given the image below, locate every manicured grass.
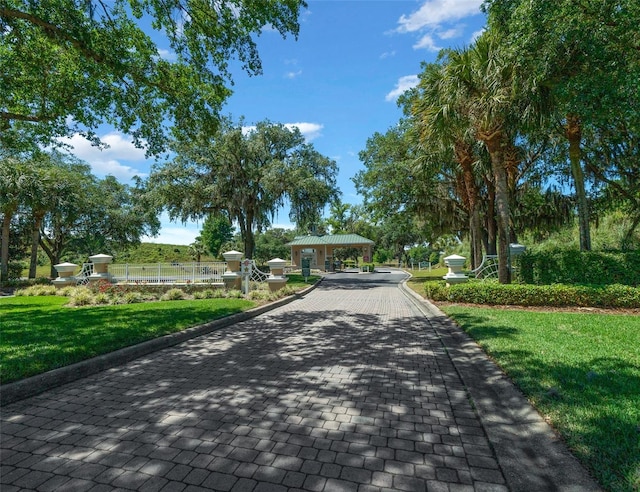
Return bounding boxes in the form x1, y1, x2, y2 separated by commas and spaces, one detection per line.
286, 273, 321, 288
440, 305, 640, 492
404, 267, 448, 296
0, 296, 254, 384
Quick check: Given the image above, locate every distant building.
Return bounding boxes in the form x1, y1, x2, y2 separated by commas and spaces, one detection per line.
286, 233, 374, 271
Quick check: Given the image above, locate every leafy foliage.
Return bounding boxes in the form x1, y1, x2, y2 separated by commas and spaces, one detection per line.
516, 250, 640, 286
1, 152, 160, 279
0, 0, 306, 153
200, 213, 235, 259
425, 280, 640, 308
148, 119, 339, 258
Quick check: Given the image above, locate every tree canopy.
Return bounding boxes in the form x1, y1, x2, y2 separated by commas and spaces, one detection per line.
147, 119, 339, 258
0, 152, 160, 279
354, 1, 640, 283
0, 0, 306, 153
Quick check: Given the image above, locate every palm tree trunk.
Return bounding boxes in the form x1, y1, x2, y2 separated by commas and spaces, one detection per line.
456, 142, 483, 269
565, 114, 591, 251
483, 131, 511, 283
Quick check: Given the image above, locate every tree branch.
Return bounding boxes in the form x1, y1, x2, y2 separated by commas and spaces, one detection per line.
1, 111, 56, 123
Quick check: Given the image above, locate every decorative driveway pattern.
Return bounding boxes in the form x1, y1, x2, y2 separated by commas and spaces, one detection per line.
3, 272, 510, 491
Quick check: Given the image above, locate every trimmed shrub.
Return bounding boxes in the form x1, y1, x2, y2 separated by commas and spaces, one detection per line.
226, 289, 244, 299
424, 280, 640, 308
122, 291, 144, 304
7, 261, 25, 279
515, 250, 640, 286
93, 293, 111, 305
15, 285, 57, 296
67, 287, 96, 307
160, 288, 187, 301
361, 263, 375, 272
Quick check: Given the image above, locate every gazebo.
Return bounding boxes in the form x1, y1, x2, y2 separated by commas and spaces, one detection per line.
286, 233, 375, 272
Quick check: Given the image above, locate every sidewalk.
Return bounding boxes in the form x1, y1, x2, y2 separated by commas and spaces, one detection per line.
1, 272, 600, 491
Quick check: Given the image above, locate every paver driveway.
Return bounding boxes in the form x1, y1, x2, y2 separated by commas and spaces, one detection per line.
1, 271, 509, 491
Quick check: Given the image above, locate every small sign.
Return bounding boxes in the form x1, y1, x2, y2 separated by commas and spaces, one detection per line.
240, 259, 252, 275
363, 255, 369, 262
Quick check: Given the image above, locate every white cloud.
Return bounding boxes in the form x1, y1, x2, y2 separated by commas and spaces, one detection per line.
380, 50, 396, 59
157, 48, 177, 61
284, 122, 324, 141
56, 132, 148, 181
385, 75, 420, 102
470, 27, 485, 43
413, 34, 441, 51
285, 70, 303, 79
142, 226, 200, 245
397, 0, 483, 33
270, 222, 296, 231
244, 123, 324, 142
439, 27, 462, 39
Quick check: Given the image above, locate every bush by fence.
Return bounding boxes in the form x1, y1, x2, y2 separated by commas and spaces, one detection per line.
424, 280, 640, 308
514, 250, 640, 286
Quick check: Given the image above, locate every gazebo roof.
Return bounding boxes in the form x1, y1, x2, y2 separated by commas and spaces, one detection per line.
286, 233, 374, 247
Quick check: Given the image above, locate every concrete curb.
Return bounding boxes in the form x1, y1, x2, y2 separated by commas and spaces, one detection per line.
399, 278, 601, 491
1, 280, 322, 407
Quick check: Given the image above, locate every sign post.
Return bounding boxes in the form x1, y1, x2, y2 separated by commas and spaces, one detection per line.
240, 259, 252, 294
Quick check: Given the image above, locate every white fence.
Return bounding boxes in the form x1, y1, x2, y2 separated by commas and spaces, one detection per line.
107, 262, 227, 284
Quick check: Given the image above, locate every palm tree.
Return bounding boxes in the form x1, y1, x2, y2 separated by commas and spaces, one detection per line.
411, 60, 487, 269
437, 33, 516, 283
189, 237, 206, 263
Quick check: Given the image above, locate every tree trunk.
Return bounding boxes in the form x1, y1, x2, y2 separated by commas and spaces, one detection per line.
1, 208, 15, 282
40, 233, 62, 278
565, 114, 591, 251
28, 211, 44, 278
504, 143, 520, 245
482, 130, 510, 283
456, 142, 483, 269
483, 174, 497, 256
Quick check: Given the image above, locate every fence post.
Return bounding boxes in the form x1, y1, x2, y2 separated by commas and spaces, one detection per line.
222, 250, 243, 290
53, 262, 78, 289
88, 254, 113, 284
266, 258, 288, 292
443, 254, 468, 286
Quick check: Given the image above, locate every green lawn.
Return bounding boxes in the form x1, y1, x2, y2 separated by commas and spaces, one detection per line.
441, 305, 640, 492
286, 273, 321, 287
0, 296, 254, 384
404, 266, 449, 296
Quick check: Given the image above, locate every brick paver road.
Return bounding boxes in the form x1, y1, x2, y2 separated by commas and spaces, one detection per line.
2, 272, 509, 491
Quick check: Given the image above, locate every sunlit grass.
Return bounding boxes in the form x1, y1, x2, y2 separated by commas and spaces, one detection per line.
286, 273, 321, 288
404, 267, 448, 297
441, 305, 640, 492
0, 296, 254, 384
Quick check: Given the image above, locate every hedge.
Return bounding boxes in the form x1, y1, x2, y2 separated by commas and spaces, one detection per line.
515, 250, 640, 286
424, 280, 640, 308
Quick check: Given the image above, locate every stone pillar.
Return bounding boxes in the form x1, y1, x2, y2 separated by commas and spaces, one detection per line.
222, 250, 243, 290
52, 262, 78, 289
443, 254, 468, 285
88, 254, 113, 283
266, 258, 288, 292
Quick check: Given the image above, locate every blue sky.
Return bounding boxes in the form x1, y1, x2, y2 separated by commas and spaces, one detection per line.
60, 0, 486, 245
